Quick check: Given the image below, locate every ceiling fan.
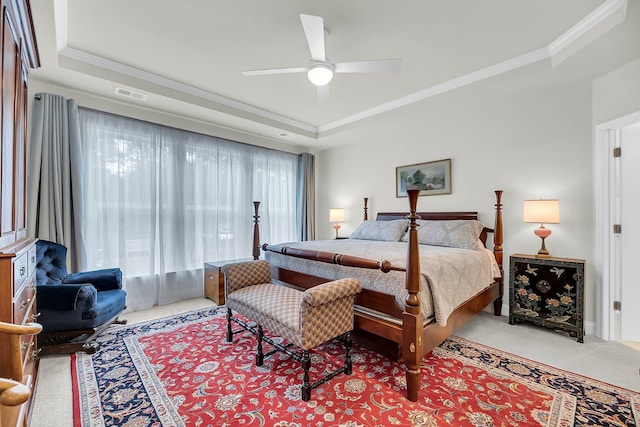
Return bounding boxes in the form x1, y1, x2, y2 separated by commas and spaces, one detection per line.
241, 14, 402, 98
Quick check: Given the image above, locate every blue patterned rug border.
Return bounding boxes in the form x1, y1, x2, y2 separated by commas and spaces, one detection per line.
441, 336, 640, 425
74, 307, 225, 427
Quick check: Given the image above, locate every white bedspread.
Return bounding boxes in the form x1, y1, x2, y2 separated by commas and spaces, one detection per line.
264, 240, 501, 326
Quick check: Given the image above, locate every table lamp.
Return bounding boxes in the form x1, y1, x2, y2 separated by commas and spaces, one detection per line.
329, 208, 345, 239
523, 199, 560, 258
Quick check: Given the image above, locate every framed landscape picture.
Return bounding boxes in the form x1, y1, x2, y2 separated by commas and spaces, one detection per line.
396, 159, 452, 197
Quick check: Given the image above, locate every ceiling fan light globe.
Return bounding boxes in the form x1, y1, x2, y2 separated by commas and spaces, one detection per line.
307, 65, 333, 86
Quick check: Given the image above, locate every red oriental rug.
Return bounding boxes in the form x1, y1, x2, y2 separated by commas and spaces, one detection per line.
72, 307, 639, 426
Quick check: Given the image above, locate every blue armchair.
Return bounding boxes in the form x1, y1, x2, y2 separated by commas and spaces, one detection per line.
35, 240, 127, 355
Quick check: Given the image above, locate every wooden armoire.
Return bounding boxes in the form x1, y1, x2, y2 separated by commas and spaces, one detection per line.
0, 0, 39, 424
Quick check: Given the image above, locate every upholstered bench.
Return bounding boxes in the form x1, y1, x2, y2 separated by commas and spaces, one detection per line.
222, 260, 362, 401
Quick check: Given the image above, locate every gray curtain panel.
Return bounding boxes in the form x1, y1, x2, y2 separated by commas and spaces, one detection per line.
27, 93, 87, 272
296, 152, 315, 241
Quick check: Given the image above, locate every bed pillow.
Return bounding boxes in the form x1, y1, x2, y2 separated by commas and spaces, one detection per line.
402, 220, 484, 250
349, 219, 408, 242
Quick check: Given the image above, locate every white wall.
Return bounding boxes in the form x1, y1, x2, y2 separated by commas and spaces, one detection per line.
316, 69, 596, 322
593, 57, 640, 126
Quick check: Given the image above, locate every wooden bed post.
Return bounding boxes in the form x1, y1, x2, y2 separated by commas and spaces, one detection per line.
403, 189, 423, 402
252, 201, 260, 260
492, 190, 504, 315
363, 197, 368, 221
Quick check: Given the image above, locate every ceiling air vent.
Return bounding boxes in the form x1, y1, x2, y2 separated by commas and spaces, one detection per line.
114, 87, 147, 101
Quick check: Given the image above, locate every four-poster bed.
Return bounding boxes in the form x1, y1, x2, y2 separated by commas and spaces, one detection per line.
248, 190, 504, 402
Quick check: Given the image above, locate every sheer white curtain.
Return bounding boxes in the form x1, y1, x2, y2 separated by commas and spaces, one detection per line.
78, 108, 298, 311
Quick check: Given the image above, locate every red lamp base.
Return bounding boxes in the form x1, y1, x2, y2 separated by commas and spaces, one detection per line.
333, 223, 341, 239
534, 225, 552, 258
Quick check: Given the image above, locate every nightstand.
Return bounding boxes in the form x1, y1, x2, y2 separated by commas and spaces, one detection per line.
204, 258, 253, 305
509, 254, 585, 342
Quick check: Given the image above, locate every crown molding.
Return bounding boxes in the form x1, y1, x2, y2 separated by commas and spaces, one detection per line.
548, 0, 626, 56
59, 47, 318, 138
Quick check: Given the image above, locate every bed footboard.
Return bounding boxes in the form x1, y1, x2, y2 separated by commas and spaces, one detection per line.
250, 189, 504, 403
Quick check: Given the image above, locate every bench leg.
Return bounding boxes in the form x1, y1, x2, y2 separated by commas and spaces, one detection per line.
301, 350, 311, 402
256, 325, 264, 366
344, 332, 353, 375
226, 308, 233, 342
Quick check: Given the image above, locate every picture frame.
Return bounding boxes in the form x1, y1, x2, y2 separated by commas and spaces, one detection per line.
396, 159, 452, 197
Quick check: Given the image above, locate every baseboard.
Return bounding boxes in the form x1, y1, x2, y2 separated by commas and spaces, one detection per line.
585, 320, 596, 337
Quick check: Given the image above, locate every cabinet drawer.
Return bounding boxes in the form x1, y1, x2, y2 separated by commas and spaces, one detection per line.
20, 333, 37, 367
27, 244, 37, 276
13, 251, 28, 293
204, 258, 252, 305
204, 265, 224, 305
13, 277, 36, 325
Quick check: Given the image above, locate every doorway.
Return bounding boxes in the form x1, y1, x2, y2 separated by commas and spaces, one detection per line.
596, 111, 640, 343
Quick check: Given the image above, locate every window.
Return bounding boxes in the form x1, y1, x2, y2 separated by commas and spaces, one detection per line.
78, 108, 298, 310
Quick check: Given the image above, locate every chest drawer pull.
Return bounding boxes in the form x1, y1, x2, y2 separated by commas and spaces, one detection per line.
31, 312, 41, 321
19, 298, 32, 314
20, 266, 26, 276
32, 348, 42, 359
21, 341, 35, 352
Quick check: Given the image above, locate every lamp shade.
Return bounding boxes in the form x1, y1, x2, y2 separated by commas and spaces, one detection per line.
329, 208, 345, 222
523, 199, 560, 224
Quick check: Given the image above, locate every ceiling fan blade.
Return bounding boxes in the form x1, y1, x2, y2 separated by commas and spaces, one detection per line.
242, 67, 307, 76
317, 84, 330, 101
334, 59, 402, 74
300, 14, 326, 62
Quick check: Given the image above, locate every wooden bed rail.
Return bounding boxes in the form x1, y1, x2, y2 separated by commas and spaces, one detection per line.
262, 244, 405, 273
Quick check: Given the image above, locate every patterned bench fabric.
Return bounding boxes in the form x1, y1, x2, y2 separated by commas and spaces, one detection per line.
300, 278, 361, 349
228, 278, 362, 350
228, 283, 303, 336
224, 261, 362, 351
223, 260, 271, 295
303, 278, 362, 306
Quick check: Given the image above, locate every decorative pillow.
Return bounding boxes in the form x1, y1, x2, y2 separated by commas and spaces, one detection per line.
402, 220, 484, 250
349, 220, 408, 242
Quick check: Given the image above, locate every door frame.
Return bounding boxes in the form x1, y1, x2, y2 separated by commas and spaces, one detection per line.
595, 110, 640, 340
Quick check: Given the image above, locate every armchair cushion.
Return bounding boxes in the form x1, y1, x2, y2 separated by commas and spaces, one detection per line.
36, 283, 97, 311
35, 240, 68, 286
84, 290, 127, 327
63, 268, 123, 292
